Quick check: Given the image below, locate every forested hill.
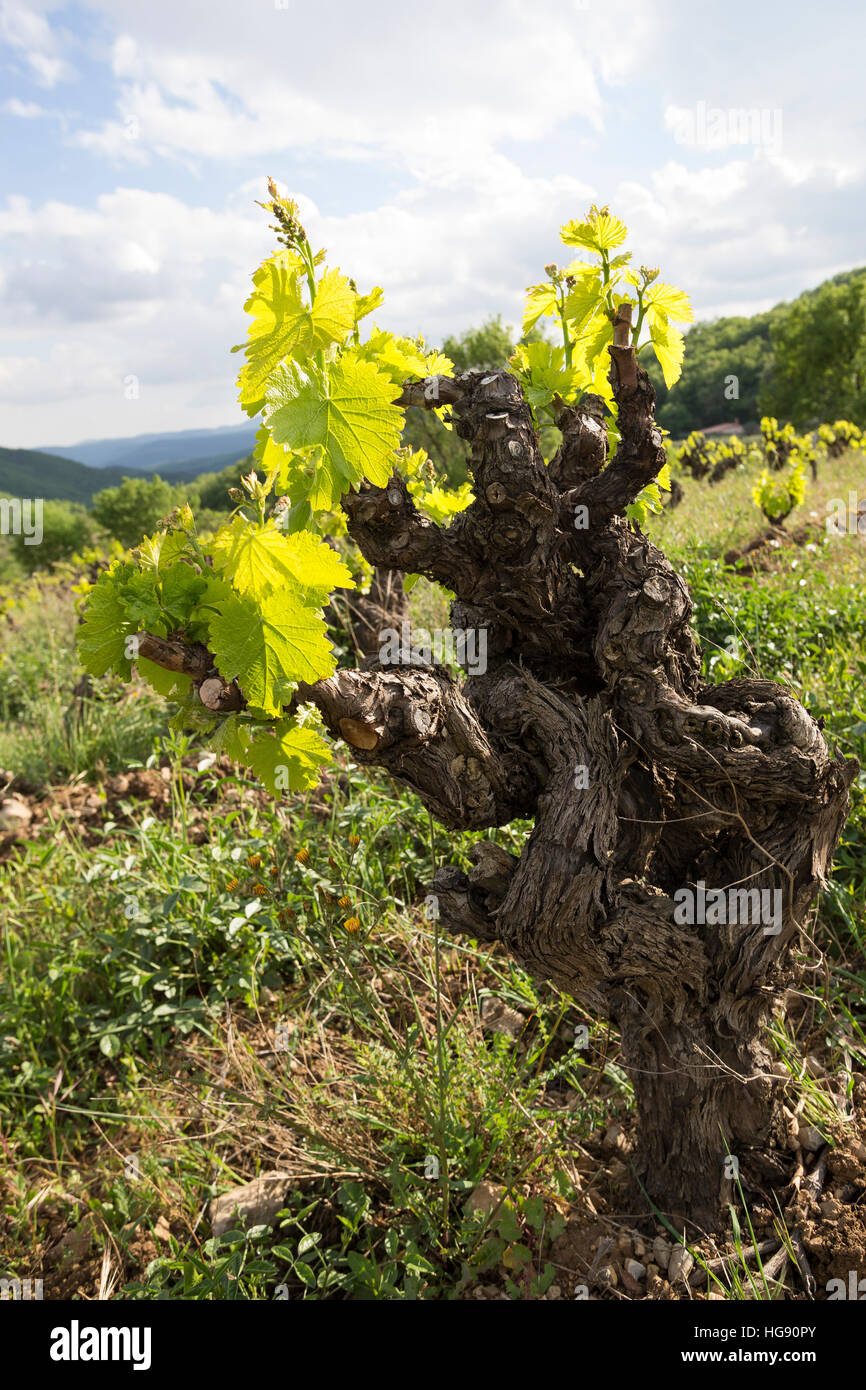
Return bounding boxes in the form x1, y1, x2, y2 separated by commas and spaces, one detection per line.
0, 447, 144, 504
0, 447, 234, 506
647, 266, 866, 436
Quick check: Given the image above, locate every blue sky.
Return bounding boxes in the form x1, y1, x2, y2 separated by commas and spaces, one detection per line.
1, 0, 864, 448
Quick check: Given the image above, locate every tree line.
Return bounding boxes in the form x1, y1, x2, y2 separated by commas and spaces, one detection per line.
648, 266, 866, 435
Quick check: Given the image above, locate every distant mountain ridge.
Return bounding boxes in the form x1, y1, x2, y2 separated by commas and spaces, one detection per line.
33, 423, 258, 474
0, 447, 147, 505
0, 439, 254, 509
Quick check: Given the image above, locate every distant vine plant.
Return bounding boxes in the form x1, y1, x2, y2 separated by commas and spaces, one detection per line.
751, 461, 807, 526
76, 186, 693, 793
817, 419, 865, 458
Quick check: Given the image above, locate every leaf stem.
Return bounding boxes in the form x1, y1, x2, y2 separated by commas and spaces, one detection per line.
557, 290, 574, 369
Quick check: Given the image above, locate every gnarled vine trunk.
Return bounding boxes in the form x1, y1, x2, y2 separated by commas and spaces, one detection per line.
143, 317, 857, 1232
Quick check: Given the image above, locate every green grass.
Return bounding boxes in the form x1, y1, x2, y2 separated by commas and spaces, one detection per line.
0, 572, 165, 785
0, 755, 615, 1299
654, 440, 865, 558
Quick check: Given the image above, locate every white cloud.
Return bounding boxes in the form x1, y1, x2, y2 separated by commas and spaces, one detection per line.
2, 0, 866, 446
4, 128, 866, 444
613, 151, 866, 322
0, 0, 74, 86
0, 161, 598, 427
67, 0, 653, 171
2, 96, 49, 117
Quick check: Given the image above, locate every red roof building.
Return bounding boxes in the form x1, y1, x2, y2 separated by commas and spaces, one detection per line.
702, 420, 744, 435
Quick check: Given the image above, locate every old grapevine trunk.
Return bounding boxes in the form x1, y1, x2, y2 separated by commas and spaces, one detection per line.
146, 317, 857, 1231
332, 318, 856, 1231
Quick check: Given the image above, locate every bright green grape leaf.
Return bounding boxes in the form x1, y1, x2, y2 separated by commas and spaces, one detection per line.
266, 353, 404, 490
304, 267, 356, 347
254, 424, 289, 471
77, 569, 136, 678
255, 423, 338, 512
512, 340, 554, 375
133, 529, 195, 573
511, 340, 581, 411
236, 254, 355, 412
243, 719, 331, 795
117, 570, 165, 633
352, 335, 453, 424
208, 712, 246, 762
182, 571, 236, 644
353, 328, 429, 386
561, 278, 608, 343
133, 534, 164, 570
208, 589, 335, 715
626, 481, 665, 527
643, 282, 694, 324
239, 248, 305, 337
354, 286, 385, 322
422, 348, 454, 376
625, 463, 670, 526
649, 319, 685, 388
410, 481, 474, 525
397, 446, 432, 485
118, 565, 202, 635
209, 517, 278, 595
626, 495, 648, 527
160, 563, 208, 627
274, 527, 354, 600
562, 275, 604, 335
282, 497, 315, 535
522, 282, 558, 334
158, 531, 194, 567
209, 516, 353, 602
560, 212, 628, 253
138, 657, 192, 700
234, 250, 305, 412
589, 349, 616, 410
578, 313, 614, 377
563, 259, 601, 280
276, 443, 348, 515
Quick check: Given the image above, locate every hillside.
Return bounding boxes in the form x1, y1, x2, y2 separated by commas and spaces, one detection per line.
0, 447, 143, 505
0, 444, 254, 507
647, 265, 866, 436
153, 446, 257, 480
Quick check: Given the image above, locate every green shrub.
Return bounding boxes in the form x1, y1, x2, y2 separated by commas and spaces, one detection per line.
6, 499, 95, 573
91, 475, 185, 547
